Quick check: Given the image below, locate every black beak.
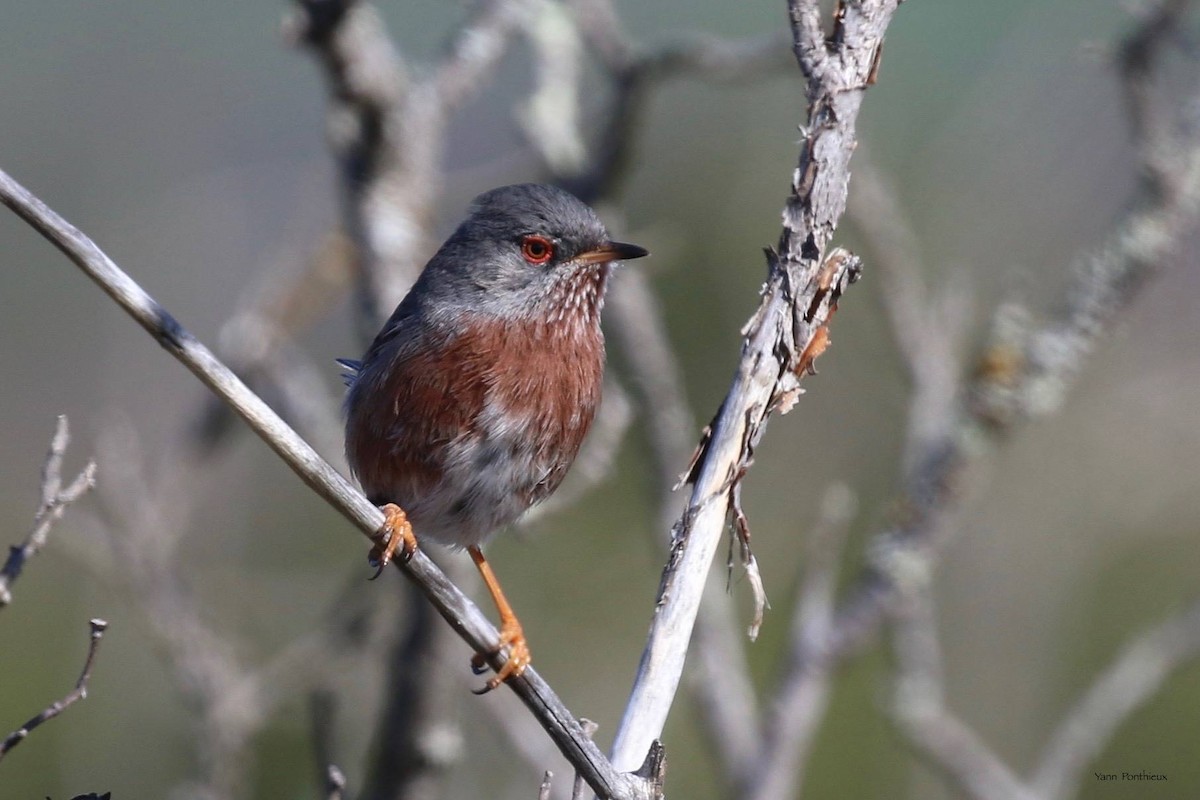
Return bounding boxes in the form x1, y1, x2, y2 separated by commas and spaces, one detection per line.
574, 240, 650, 265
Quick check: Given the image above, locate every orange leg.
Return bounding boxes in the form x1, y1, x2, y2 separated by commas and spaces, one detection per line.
468, 546, 531, 694
368, 504, 418, 579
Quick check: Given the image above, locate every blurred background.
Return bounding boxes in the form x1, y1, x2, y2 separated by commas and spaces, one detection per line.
2, 1, 1199, 799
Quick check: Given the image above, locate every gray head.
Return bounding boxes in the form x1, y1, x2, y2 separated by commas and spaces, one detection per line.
412, 184, 648, 318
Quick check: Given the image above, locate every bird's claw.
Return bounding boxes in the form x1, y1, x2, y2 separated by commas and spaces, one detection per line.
470, 617, 531, 694
368, 503, 417, 580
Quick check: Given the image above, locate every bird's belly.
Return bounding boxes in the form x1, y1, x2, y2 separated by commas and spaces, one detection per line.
399, 420, 574, 549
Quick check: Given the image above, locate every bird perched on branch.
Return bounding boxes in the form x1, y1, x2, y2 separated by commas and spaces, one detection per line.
342, 183, 648, 692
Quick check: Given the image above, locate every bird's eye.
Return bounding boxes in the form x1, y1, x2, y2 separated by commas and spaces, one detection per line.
520, 235, 555, 265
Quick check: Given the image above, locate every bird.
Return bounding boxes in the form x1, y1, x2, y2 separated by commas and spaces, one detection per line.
341, 183, 648, 692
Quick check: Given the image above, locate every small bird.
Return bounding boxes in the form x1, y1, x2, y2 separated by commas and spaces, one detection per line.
342, 183, 648, 692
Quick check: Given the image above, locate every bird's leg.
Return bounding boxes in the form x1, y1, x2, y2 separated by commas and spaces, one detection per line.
368, 503, 418, 579
468, 546, 531, 694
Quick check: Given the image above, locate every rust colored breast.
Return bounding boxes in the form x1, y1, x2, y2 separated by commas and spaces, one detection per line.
344, 308, 605, 546
482, 314, 605, 507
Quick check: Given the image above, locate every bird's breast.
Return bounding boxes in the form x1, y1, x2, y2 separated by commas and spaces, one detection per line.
344, 311, 604, 546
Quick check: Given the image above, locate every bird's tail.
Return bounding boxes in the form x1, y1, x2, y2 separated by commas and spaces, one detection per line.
335, 358, 362, 387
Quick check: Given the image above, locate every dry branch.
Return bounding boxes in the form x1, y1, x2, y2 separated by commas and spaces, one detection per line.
1031, 598, 1200, 800
0, 415, 97, 609
0, 618, 108, 762
820, 0, 1200, 675
610, 0, 897, 771
0, 167, 653, 800
836, 2, 1200, 797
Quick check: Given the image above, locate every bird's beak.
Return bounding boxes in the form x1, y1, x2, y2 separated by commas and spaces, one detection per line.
574, 240, 650, 266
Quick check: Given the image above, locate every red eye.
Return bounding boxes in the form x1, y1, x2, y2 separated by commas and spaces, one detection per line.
520, 235, 555, 265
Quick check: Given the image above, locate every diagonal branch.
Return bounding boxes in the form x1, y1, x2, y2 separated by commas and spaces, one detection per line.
817, 0, 1200, 674
1030, 598, 1200, 800
889, 589, 1035, 800
781, 3, 1200, 797
0, 167, 650, 800
610, 0, 898, 772
0, 618, 108, 762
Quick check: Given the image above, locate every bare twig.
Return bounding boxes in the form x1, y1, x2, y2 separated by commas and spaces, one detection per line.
195, 230, 354, 456
610, 232, 762, 788
435, 0, 535, 112
1031, 598, 1200, 800
829, 4, 1200, 797
0, 618, 108, 762
814, 0, 1200, 674
0, 415, 97, 609
0, 167, 651, 800
539, 771, 554, 800
286, 0, 419, 326
610, 0, 895, 770
889, 589, 1035, 800
848, 153, 971, 467
742, 484, 855, 800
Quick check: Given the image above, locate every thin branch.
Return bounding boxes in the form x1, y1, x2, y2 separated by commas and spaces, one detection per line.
814, 0, 1200, 670
889, 589, 1035, 800
435, 0, 535, 112
794, 5, 1200, 797
0, 415, 97, 609
847, 152, 971, 469
194, 229, 353, 456
0, 618, 108, 762
1031, 598, 1200, 800
610, 0, 896, 770
741, 484, 855, 800
611, 238, 762, 788
287, 0, 424, 325
0, 167, 650, 800
612, 274, 764, 778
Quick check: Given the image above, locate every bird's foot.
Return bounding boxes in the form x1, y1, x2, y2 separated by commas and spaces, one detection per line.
470, 614, 530, 694
368, 503, 417, 579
